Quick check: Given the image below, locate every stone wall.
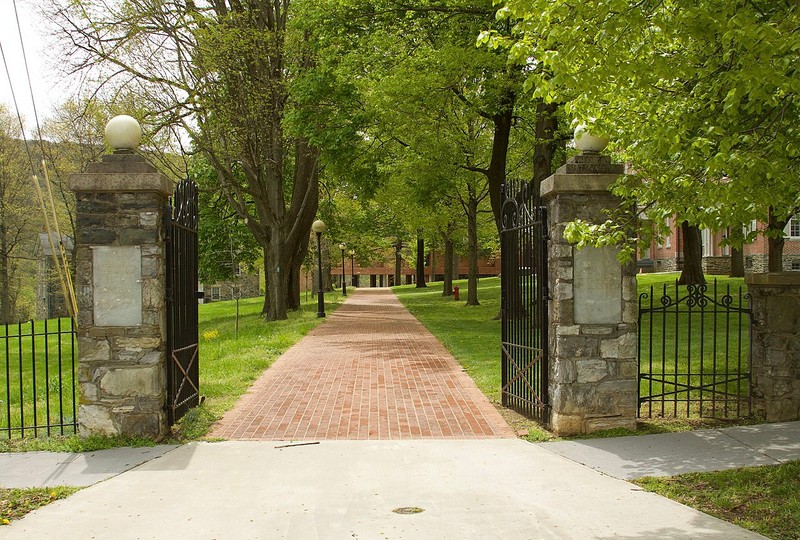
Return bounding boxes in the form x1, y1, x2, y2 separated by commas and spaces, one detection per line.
70, 153, 173, 438
745, 272, 800, 422
702, 256, 731, 275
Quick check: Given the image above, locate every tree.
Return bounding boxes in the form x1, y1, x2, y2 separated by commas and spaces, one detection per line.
484, 1, 800, 276
50, 0, 364, 320
191, 158, 261, 285
0, 106, 36, 323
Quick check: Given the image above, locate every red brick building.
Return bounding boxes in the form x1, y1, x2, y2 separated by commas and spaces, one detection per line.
643, 217, 800, 274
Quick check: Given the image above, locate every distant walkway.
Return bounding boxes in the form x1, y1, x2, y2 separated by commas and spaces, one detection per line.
210, 288, 514, 440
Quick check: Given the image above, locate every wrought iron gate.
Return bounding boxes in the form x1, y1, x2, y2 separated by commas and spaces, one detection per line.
500, 181, 549, 422
165, 179, 200, 425
638, 280, 751, 419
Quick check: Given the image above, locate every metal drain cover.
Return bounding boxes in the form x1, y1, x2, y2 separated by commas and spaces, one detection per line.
392, 507, 424, 515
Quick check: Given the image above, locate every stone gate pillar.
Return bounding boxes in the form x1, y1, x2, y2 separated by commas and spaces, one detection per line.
745, 272, 800, 421
540, 149, 638, 435
70, 116, 172, 438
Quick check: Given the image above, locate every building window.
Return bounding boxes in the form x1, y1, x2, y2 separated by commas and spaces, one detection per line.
701, 228, 713, 257
784, 217, 800, 239
664, 218, 671, 248
792, 261, 800, 272
211, 286, 221, 300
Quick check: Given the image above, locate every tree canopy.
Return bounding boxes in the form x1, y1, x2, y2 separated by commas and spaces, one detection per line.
481, 0, 800, 253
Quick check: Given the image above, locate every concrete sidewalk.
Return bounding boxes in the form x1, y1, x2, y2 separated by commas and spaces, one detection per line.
0, 445, 177, 488
538, 420, 800, 480
0, 439, 768, 539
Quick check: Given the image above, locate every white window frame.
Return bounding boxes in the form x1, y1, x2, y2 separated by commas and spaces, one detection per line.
701, 228, 713, 257
784, 217, 800, 239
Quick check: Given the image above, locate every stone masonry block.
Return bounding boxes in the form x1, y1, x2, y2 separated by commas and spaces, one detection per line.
550, 244, 573, 259
114, 336, 162, 350
551, 358, 576, 384
139, 211, 159, 227
549, 411, 583, 436
576, 358, 608, 383
100, 367, 160, 398
555, 264, 573, 281
556, 325, 581, 336
141, 256, 160, 278
767, 296, 800, 332
78, 338, 111, 362
581, 326, 614, 336
556, 336, 599, 358
79, 404, 117, 436
600, 333, 638, 360
553, 281, 573, 301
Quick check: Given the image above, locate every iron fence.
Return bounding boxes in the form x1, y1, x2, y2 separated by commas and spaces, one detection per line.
638, 280, 751, 419
1, 318, 77, 438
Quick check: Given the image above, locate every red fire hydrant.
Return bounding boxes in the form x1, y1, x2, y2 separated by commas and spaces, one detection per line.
453, 286, 460, 300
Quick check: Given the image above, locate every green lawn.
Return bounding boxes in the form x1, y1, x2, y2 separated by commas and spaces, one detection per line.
0, 486, 80, 525
635, 461, 800, 540
0, 319, 78, 439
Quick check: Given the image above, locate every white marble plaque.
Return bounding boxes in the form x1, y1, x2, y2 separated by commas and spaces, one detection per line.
93, 246, 142, 326
574, 246, 622, 324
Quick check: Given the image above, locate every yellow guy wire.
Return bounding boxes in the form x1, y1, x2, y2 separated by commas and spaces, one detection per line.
32, 168, 78, 321
41, 161, 78, 319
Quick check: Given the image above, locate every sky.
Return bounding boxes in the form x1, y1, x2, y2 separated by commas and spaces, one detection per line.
0, 0, 59, 134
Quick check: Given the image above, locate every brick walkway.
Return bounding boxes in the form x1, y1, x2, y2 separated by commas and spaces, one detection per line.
209, 288, 514, 440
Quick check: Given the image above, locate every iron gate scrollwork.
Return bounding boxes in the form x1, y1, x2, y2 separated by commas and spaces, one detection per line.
500, 181, 549, 422
638, 280, 751, 419
166, 179, 200, 425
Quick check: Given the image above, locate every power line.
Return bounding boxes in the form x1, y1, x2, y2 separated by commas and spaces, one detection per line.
0, 38, 36, 175
12, 0, 46, 155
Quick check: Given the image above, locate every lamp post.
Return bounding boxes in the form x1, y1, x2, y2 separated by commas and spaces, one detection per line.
349, 249, 356, 287
338, 242, 347, 297
312, 220, 327, 317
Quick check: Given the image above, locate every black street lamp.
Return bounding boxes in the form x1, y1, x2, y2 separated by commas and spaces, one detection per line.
349, 249, 356, 287
338, 242, 347, 297
312, 219, 327, 317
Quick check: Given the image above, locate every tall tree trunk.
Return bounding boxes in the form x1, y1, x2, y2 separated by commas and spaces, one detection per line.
394, 239, 402, 285
261, 246, 270, 315
442, 231, 454, 297
678, 221, 706, 285
487, 100, 513, 235
466, 193, 480, 306
321, 237, 332, 292
415, 234, 427, 288
532, 99, 560, 192
264, 228, 288, 320
729, 226, 745, 277
429, 238, 437, 284
768, 206, 788, 272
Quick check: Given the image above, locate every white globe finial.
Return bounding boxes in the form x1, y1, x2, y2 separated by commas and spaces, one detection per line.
311, 220, 327, 234
105, 115, 142, 151
574, 123, 609, 153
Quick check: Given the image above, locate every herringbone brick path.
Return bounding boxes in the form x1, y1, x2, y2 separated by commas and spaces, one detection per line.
209, 288, 514, 440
